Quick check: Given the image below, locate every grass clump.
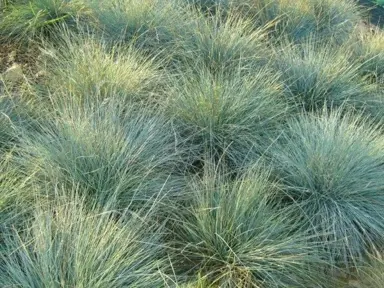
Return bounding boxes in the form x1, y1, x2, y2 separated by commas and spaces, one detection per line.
0, 94, 41, 153
18, 102, 185, 210
165, 66, 288, 170
0, 188, 167, 287
231, 0, 361, 44
270, 109, 384, 269
89, 0, 183, 53
169, 165, 330, 287
39, 33, 163, 105
272, 40, 375, 111
352, 27, 384, 82
1, 0, 384, 286
0, 153, 38, 231
174, 10, 269, 74
0, 0, 90, 45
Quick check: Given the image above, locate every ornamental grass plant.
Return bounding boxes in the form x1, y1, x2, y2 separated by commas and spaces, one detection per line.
0, 0, 90, 45
0, 153, 38, 232
0, 187, 168, 288
173, 10, 270, 74
1, 0, 384, 287
38, 31, 164, 106
270, 108, 384, 270
352, 26, 384, 81
230, 0, 361, 44
0, 93, 42, 154
165, 65, 288, 170
17, 101, 186, 210
88, 0, 185, 54
271, 39, 375, 111
168, 164, 334, 287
